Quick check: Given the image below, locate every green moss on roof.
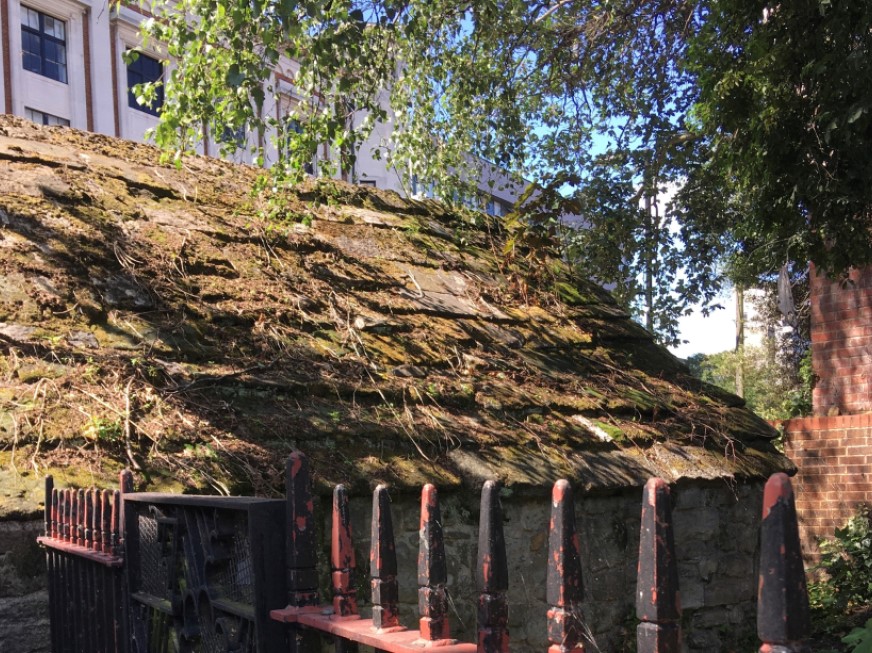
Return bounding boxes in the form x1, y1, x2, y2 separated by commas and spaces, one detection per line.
0, 116, 791, 514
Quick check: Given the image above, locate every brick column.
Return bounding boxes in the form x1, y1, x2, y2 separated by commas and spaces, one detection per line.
811, 265, 872, 415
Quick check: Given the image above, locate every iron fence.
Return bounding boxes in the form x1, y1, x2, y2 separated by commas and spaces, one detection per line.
38, 452, 810, 653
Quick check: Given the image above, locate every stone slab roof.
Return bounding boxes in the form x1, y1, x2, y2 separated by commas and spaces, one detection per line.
0, 116, 791, 516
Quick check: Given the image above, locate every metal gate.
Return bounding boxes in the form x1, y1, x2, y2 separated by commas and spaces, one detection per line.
38, 453, 811, 653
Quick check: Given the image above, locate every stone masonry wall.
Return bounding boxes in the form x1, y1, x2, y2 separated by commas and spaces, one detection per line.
1, 480, 763, 653
783, 414, 872, 559
334, 479, 763, 653
810, 265, 872, 415
0, 518, 50, 653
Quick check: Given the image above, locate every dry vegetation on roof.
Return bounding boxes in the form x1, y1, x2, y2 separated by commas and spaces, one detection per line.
0, 116, 790, 517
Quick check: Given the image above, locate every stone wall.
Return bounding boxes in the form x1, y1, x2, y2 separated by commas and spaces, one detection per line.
0, 479, 764, 653
0, 518, 50, 653
810, 265, 872, 415
782, 414, 872, 559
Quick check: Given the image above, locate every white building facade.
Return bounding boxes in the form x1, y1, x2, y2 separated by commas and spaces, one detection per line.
1, 0, 521, 214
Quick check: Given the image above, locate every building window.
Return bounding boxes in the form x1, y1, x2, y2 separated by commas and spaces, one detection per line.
126, 52, 164, 115
25, 107, 70, 127
358, 179, 377, 188
281, 115, 314, 175
485, 197, 510, 217
21, 7, 67, 83
219, 124, 246, 148
412, 175, 435, 199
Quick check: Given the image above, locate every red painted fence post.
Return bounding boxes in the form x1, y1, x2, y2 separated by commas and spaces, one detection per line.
419, 484, 451, 642
546, 479, 585, 653
119, 470, 134, 494
84, 488, 94, 550
51, 487, 58, 539
111, 490, 122, 556
101, 490, 112, 555
62, 489, 71, 542
757, 473, 810, 653
332, 484, 358, 617
74, 488, 83, 546
283, 453, 322, 653
371, 484, 400, 631
285, 452, 320, 607
332, 484, 359, 653
636, 478, 681, 653
477, 480, 509, 653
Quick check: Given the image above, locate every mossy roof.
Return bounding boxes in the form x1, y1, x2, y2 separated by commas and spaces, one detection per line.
0, 116, 791, 517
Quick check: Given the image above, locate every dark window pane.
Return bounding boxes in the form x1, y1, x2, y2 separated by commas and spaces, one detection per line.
44, 40, 61, 63
23, 51, 41, 74
43, 62, 58, 81
20, 8, 67, 83
22, 30, 41, 57
126, 53, 163, 114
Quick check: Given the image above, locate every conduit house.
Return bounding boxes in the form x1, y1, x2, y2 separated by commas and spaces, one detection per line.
0, 117, 793, 651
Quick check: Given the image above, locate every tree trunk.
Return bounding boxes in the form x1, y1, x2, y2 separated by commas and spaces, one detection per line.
735, 285, 745, 398
644, 193, 655, 334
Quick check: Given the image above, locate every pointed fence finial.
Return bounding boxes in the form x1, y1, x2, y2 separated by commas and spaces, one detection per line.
546, 479, 584, 653
370, 484, 400, 630
119, 469, 134, 494
758, 473, 810, 652
418, 484, 450, 641
44, 476, 53, 537
636, 478, 681, 653
477, 481, 509, 653
331, 484, 358, 617
285, 452, 320, 607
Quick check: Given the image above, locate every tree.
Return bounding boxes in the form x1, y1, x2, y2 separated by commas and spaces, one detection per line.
132, 0, 872, 344
689, 0, 872, 278
686, 266, 813, 420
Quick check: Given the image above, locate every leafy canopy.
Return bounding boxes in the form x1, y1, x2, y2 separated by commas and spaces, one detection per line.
132, 0, 872, 344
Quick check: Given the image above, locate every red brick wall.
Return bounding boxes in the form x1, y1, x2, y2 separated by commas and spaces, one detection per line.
782, 414, 872, 558
811, 265, 872, 415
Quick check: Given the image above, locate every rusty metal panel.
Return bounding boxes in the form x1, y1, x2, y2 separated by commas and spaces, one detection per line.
123, 493, 286, 653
